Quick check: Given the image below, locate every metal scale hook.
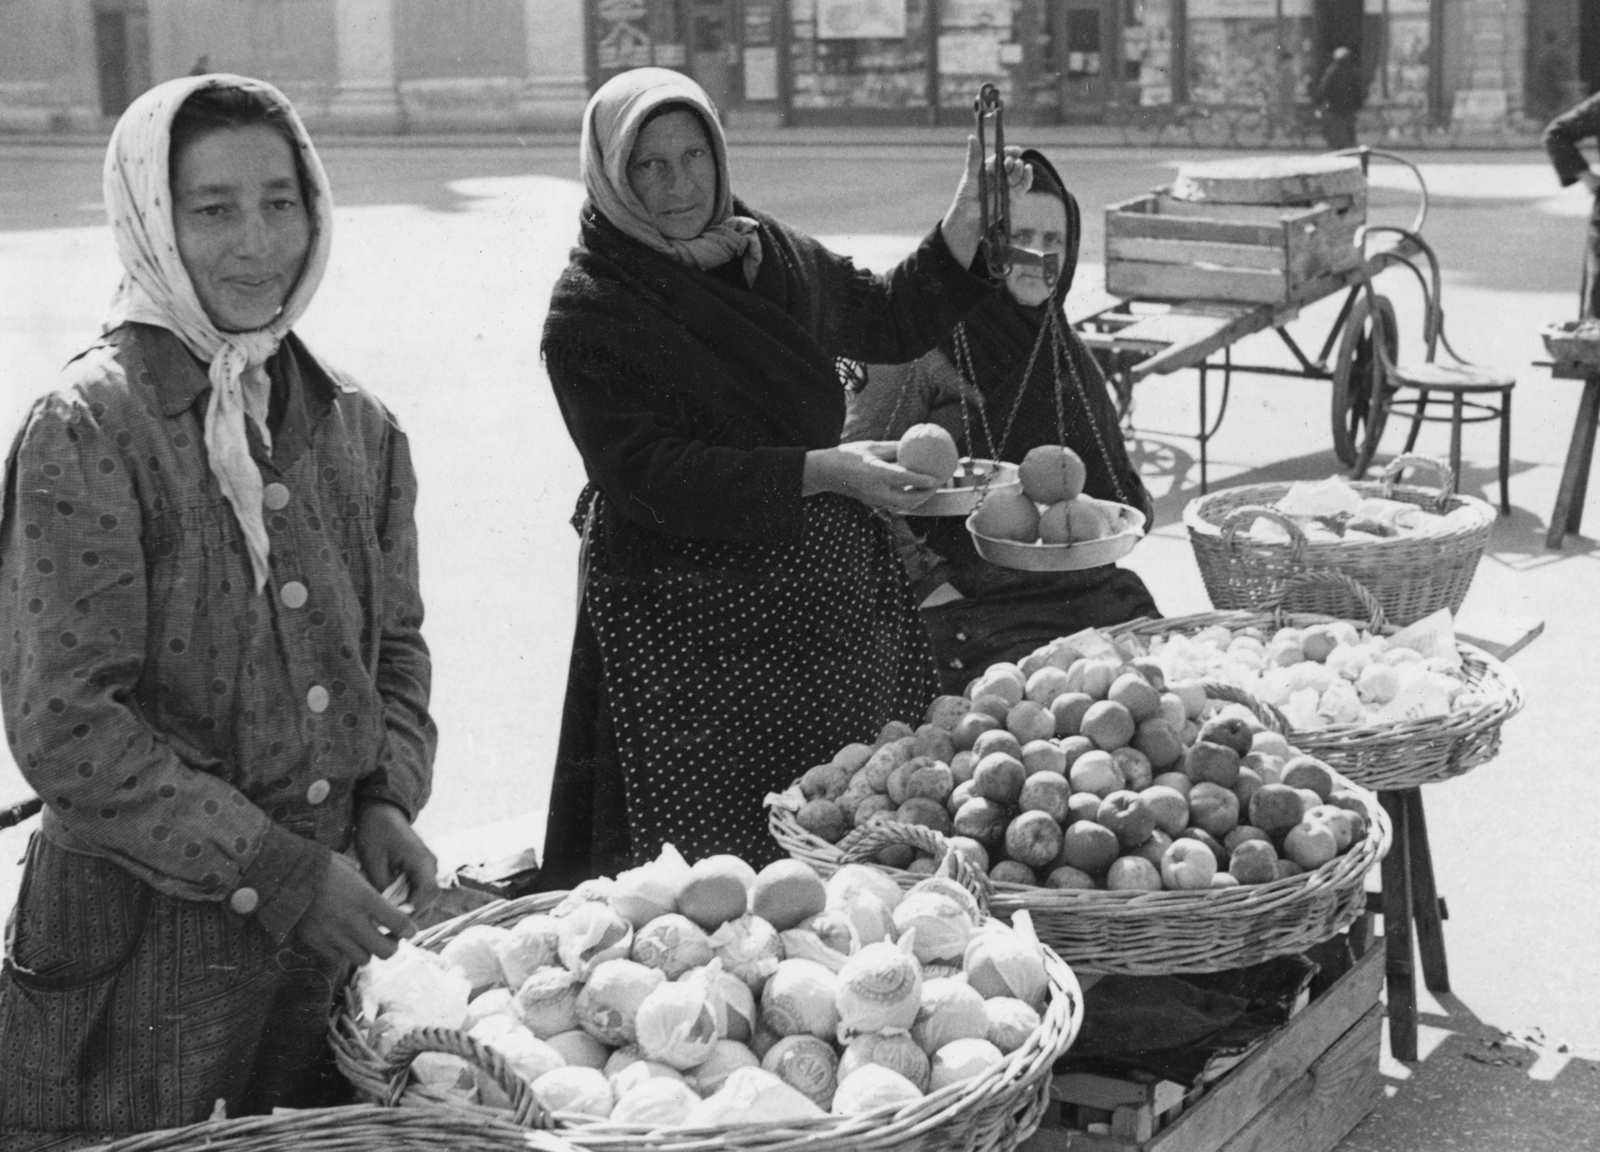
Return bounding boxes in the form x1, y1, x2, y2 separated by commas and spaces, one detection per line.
973, 83, 1059, 288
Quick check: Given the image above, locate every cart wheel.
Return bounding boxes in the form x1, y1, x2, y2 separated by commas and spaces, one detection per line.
1330, 294, 1398, 474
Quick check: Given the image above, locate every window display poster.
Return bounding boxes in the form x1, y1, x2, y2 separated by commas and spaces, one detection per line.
817, 0, 908, 39
1369, 0, 1429, 13
745, 2, 776, 45
744, 46, 779, 99
940, 0, 1012, 29
1188, 0, 1309, 16
938, 30, 1002, 74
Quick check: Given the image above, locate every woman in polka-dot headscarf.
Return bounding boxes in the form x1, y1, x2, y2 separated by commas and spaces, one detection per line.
0, 75, 438, 1139
540, 68, 1029, 883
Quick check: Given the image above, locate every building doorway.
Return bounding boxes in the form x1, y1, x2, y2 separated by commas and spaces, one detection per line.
688, 0, 734, 110
1052, 1, 1113, 123
92, 0, 151, 117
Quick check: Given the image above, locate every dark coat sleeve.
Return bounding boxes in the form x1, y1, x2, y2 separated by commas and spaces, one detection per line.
1545, 92, 1600, 187
831, 225, 998, 367
547, 347, 810, 545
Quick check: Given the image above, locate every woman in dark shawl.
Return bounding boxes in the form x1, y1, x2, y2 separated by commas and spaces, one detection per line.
845, 150, 1159, 695
540, 68, 1020, 883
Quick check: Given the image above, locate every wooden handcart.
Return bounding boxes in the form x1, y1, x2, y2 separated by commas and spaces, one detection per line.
1070, 149, 1430, 493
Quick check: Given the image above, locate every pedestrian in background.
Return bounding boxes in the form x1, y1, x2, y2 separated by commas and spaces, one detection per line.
1315, 46, 1365, 151
540, 67, 1017, 884
1544, 88, 1600, 317
0, 74, 438, 1144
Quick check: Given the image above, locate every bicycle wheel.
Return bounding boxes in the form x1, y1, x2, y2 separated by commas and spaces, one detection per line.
1329, 294, 1398, 474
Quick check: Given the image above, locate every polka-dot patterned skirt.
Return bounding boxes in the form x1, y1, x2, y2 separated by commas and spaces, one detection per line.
586, 492, 935, 868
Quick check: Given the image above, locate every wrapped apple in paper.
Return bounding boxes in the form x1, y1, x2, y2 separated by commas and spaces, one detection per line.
410, 1052, 476, 1098
892, 889, 973, 967
357, 940, 471, 1030
684, 1067, 827, 1126
631, 913, 714, 979
495, 913, 562, 989
761, 1034, 839, 1109
608, 1055, 688, 1098
679, 959, 757, 1042
928, 1037, 1004, 1091
611, 1078, 703, 1125
609, 843, 691, 928
462, 987, 515, 1032
533, 1066, 615, 1119
836, 1032, 930, 1092
634, 981, 720, 1070
438, 924, 512, 996
576, 959, 666, 1046
760, 959, 841, 1041
557, 902, 634, 980
688, 1039, 761, 1095
982, 997, 1042, 1054
962, 933, 1049, 1013
909, 976, 989, 1054
835, 936, 923, 1040
515, 966, 582, 1038
830, 1064, 924, 1116
707, 914, 784, 992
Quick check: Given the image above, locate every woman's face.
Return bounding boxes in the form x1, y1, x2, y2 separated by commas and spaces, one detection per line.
172, 123, 311, 332
1005, 191, 1068, 308
627, 109, 718, 241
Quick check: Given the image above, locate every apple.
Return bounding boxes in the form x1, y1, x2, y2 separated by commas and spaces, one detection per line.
1232, 765, 1264, 812
990, 860, 1038, 885
1106, 855, 1163, 892
970, 694, 1013, 723
1248, 784, 1305, 836
1019, 771, 1073, 823
947, 779, 975, 815
1273, 859, 1305, 880
1304, 805, 1357, 852
1135, 828, 1175, 867
1157, 693, 1188, 732
1184, 741, 1241, 788
1080, 701, 1136, 751
1141, 785, 1190, 837
1294, 788, 1326, 816
1178, 827, 1229, 870
1064, 791, 1103, 826
1050, 692, 1095, 737
952, 712, 999, 752
1006, 810, 1065, 870
1021, 739, 1068, 777
1130, 658, 1166, 692
1045, 865, 1098, 890
1108, 673, 1162, 723
947, 836, 990, 875
1161, 839, 1218, 890
949, 750, 978, 784
1187, 782, 1240, 839
1210, 872, 1241, 889
1057, 735, 1096, 769
1223, 825, 1272, 854
1097, 791, 1157, 848
972, 730, 1024, 762
1111, 746, 1154, 792
1241, 751, 1285, 784
1063, 658, 1117, 701
1250, 731, 1293, 759
1007, 701, 1057, 743
971, 753, 1027, 806
1019, 652, 1048, 679
1132, 717, 1185, 769
1282, 756, 1336, 801
1283, 820, 1338, 870
952, 796, 1010, 849
1152, 771, 1192, 798
1168, 680, 1208, 720
1196, 717, 1254, 756
1058, 821, 1121, 875
1229, 839, 1278, 885
1025, 666, 1073, 707
1068, 751, 1125, 798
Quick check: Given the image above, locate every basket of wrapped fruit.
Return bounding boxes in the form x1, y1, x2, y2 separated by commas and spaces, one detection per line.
768, 631, 1390, 976
331, 836, 1083, 1152
1107, 569, 1523, 791
1183, 454, 1494, 627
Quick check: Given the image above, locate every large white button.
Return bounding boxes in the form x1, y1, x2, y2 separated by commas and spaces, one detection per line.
306, 685, 329, 713
306, 779, 331, 805
263, 483, 291, 511
229, 887, 259, 915
281, 581, 308, 609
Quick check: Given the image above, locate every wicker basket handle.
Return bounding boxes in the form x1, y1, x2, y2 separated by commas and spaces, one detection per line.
1218, 505, 1308, 560
382, 1025, 552, 1130
1198, 678, 1291, 736
1259, 569, 1389, 632
836, 819, 992, 913
1380, 453, 1453, 512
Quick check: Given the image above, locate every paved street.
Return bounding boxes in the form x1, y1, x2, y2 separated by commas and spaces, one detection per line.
1, 136, 1597, 1145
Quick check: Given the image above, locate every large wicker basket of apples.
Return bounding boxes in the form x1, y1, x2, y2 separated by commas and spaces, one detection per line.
331, 836, 1082, 1152
769, 627, 1391, 976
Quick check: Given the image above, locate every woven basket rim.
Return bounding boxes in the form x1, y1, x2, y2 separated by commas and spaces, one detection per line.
332, 883, 1085, 1152
1182, 480, 1497, 541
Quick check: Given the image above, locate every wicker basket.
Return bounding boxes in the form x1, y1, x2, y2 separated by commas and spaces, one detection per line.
769, 685, 1390, 977
332, 825, 1085, 1152
1109, 570, 1524, 791
1183, 454, 1495, 627
79, 1104, 585, 1152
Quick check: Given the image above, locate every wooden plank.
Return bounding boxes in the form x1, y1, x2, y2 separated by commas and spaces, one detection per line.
1213, 1007, 1384, 1152
1108, 212, 1282, 248
1142, 942, 1383, 1152
1109, 236, 1288, 273
1107, 261, 1288, 307
1169, 155, 1368, 205
1155, 196, 1358, 225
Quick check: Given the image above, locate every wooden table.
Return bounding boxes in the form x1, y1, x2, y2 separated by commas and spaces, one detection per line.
1373, 612, 1542, 1062
1545, 357, 1600, 548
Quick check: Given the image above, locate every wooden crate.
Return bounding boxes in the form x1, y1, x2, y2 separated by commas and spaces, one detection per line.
1105, 191, 1365, 307
1020, 931, 1384, 1152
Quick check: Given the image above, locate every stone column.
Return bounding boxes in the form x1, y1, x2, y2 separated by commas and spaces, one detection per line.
519, 0, 588, 130
331, 0, 404, 133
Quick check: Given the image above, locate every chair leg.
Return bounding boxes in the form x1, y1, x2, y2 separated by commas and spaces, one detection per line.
1449, 394, 1464, 494
1403, 390, 1429, 453
1499, 388, 1513, 516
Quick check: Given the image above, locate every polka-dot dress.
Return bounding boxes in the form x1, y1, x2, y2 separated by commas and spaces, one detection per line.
582, 489, 933, 869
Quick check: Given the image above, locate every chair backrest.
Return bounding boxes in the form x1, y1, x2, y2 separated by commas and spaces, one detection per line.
1352, 225, 1448, 369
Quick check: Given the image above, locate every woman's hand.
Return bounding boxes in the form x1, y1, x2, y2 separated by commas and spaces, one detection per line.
354, 800, 441, 911
804, 442, 943, 512
294, 852, 418, 967
940, 136, 1034, 270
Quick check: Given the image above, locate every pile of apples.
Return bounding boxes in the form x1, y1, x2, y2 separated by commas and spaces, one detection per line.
895, 424, 1116, 544
790, 633, 1373, 892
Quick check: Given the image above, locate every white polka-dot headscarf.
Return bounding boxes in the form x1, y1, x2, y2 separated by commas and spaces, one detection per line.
581, 67, 762, 284
102, 73, 333, 594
